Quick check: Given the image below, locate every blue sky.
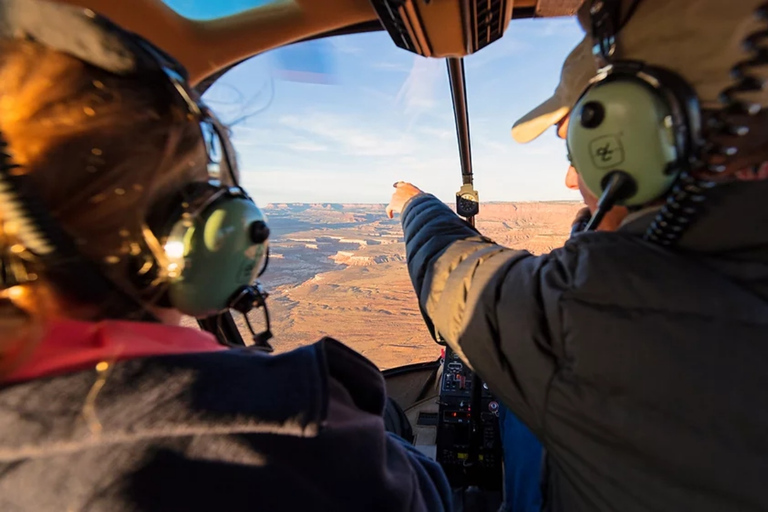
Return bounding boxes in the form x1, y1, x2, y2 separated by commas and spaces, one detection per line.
164, 1, 585, 204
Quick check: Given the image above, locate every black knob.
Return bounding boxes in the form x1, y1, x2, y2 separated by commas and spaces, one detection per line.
580, 101, 605, 128
249, 220, 270, 244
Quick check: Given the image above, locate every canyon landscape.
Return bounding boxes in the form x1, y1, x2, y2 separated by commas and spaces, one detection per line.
229, 201, 583, 369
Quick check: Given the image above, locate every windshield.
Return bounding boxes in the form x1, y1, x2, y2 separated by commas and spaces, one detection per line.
201, 19, 584, 369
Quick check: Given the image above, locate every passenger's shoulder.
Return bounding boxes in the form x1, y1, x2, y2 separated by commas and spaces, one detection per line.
314, 337, 387, 416
158, 338, 386, 424
176, 337, 387, 420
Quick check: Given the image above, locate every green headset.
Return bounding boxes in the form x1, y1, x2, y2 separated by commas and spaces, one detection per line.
0, 0, 270, 320
566, 61, 704, 228
568, 0, 768, 241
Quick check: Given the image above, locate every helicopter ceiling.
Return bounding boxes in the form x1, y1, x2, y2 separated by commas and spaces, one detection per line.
51, 0, 584, 85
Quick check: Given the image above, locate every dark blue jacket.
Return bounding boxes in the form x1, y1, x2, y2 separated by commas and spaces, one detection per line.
0, 337, 452, 511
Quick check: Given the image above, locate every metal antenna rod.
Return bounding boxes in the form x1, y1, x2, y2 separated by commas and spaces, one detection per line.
447, 57, 473, 187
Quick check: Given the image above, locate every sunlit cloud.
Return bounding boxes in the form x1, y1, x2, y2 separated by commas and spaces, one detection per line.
395, 56, 445, 123
285, 141, 329, 152
418, 126, 454, 141
370, 61, 411, 73
464, 36, 531, 70
330, 37, 364, 55
278, 113, 419, 157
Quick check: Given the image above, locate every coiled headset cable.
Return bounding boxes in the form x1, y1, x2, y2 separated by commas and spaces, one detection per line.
644, 2, 768, 245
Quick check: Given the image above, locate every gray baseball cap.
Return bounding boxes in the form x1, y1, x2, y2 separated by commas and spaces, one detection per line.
511, 36, 596, 143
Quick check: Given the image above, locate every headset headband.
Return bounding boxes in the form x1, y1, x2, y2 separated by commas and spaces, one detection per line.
0, 0, 178, 76
0, 0, 239, 181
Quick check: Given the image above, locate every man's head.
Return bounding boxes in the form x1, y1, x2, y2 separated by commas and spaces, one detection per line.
578, 0, 768, 183
514, 0, 768, 229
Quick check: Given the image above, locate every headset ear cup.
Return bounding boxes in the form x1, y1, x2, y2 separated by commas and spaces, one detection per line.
134, 182, 269, 318
166, 192, 268, 318
566, 64, 698, 207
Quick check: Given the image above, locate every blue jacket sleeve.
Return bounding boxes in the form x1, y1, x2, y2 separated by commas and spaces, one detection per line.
401, 194, 563, 434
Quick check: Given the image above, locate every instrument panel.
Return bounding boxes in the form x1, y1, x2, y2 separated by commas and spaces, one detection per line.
436, 346, 503, 490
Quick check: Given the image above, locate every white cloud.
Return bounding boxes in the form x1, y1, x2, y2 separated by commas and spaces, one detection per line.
277, 112, 419, 157
519, 17, 584, 38
330, 37, 363, 55
464, 36, 531, 70
231, 126, 329, 153
476, 139, 511, 153
284, 141, 329, 152
394, 56, 445, 116
417, 126, 454, 141
370, 61, 411, 72
230, 125, 274, 146
217, 22, 583, 205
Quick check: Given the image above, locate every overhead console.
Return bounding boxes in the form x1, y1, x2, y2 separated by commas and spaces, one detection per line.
370, 0, 515, 58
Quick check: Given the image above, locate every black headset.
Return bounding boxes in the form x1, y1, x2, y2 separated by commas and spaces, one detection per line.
0, 0, 271, 321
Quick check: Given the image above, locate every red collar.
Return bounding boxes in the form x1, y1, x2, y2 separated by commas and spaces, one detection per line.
5, 319, 225, 383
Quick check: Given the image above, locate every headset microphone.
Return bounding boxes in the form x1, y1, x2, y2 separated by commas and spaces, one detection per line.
583, 171, 635, 231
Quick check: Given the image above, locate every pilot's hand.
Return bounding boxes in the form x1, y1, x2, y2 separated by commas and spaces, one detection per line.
386, 181, 424, 219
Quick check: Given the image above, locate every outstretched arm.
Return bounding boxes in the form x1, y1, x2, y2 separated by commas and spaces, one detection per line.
392, 186, 566, 434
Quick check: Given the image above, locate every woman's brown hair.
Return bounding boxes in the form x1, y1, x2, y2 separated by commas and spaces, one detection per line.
0, 37, 208, 375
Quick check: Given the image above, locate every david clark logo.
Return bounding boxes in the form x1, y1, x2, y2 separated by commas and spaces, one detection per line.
589, 135, 624, 169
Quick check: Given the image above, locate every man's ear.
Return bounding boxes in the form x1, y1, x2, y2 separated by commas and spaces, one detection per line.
565, 165, 580, 190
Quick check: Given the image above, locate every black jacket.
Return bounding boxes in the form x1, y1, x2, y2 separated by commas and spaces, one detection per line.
402, 181, 768, 512
0, 337, 452, 511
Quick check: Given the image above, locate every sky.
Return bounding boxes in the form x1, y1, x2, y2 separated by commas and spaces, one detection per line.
163, 1, 586, 204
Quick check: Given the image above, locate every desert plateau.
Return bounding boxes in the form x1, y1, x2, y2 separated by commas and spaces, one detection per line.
185, 201, 582, 369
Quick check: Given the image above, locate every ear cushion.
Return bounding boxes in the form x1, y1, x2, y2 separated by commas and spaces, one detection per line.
130, 182, 221, 301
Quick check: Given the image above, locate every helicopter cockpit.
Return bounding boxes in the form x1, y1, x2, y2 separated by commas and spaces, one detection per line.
47, 0, 585, 507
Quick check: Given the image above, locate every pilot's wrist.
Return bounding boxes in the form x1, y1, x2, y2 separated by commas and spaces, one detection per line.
402, 191, 428, 215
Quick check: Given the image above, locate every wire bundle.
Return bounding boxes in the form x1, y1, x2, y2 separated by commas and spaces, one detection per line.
644, 3, 768, 245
